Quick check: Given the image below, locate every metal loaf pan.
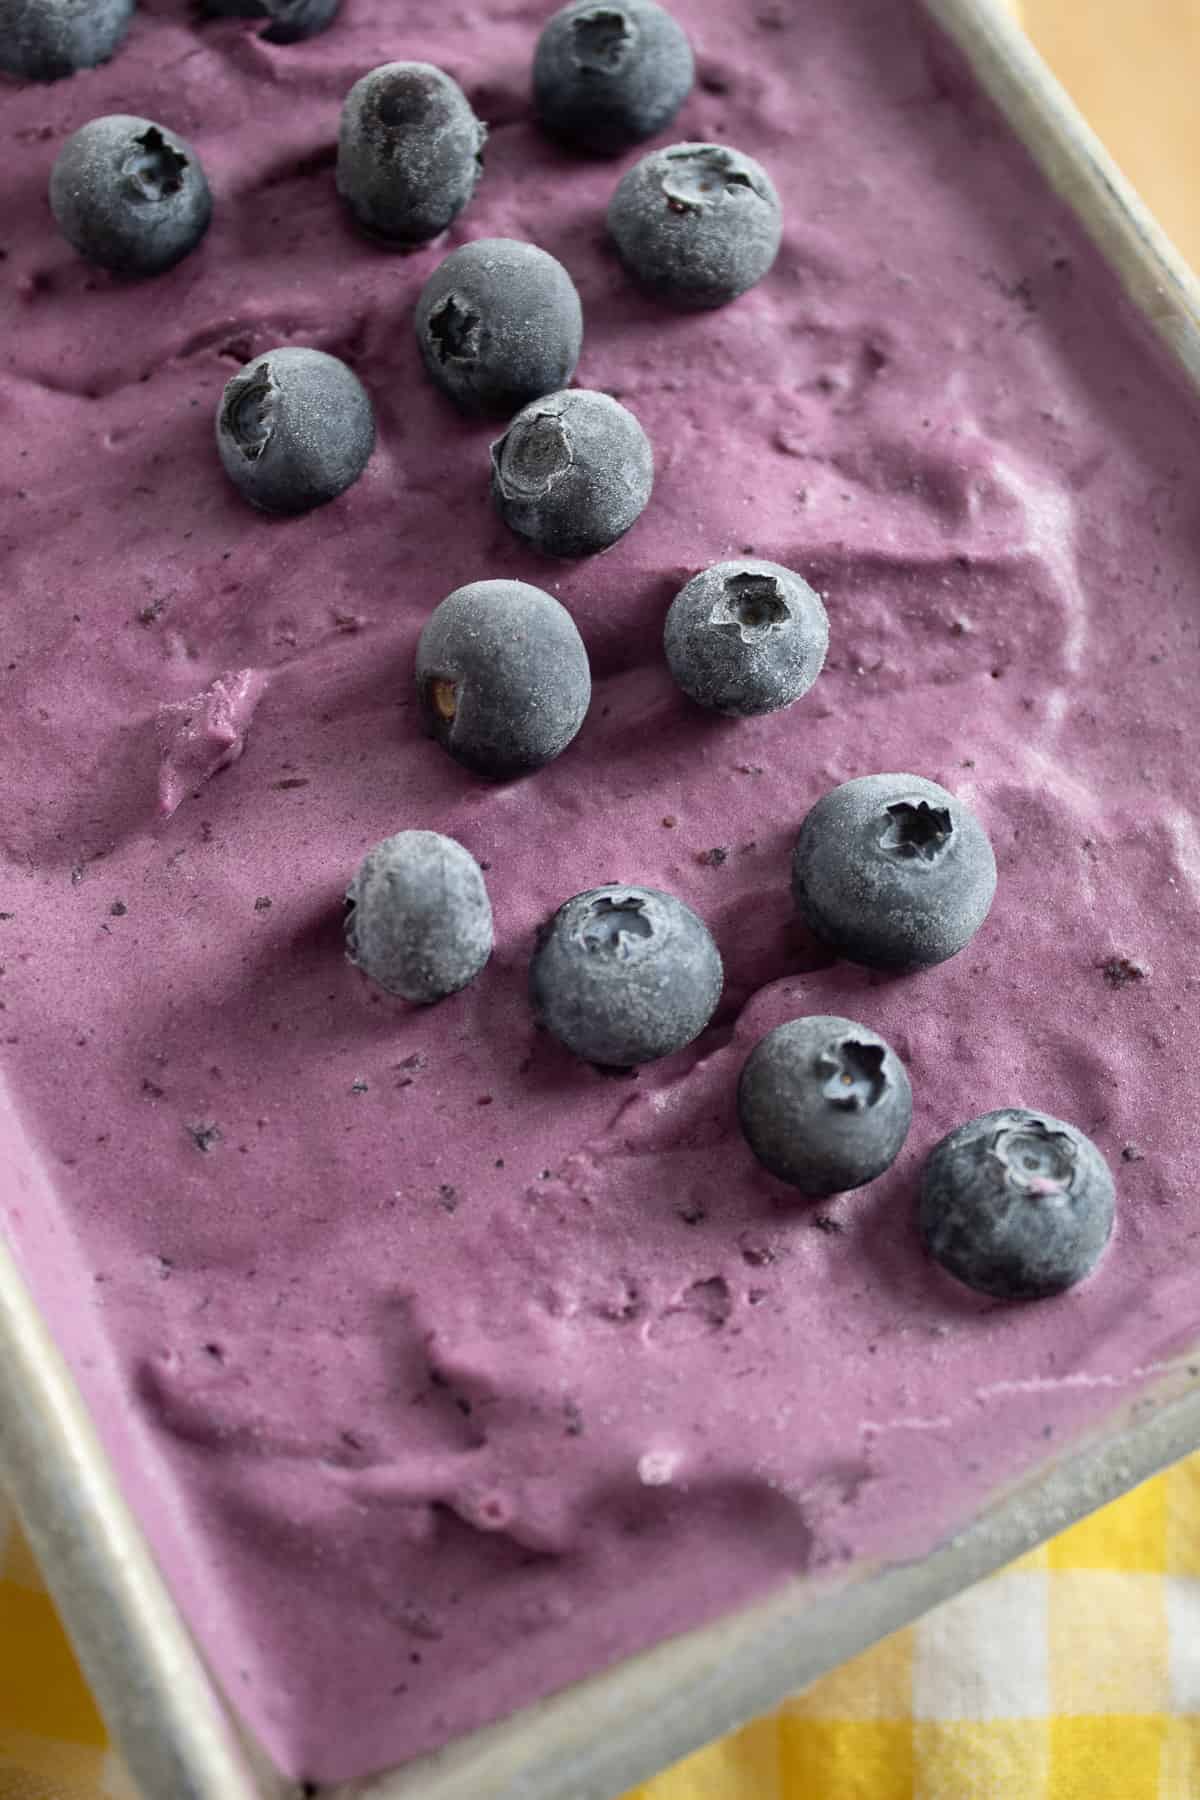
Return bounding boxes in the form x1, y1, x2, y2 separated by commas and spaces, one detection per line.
4, 2, 1200, 1795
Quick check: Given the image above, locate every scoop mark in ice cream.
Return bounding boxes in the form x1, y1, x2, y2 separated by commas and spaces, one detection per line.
123, 128, 189, 203
818, 1038, 888, 1112
572, 9, 635, 72
712, 572, 790, 642
427, 294, 482, 366
222, 363, 277, 464
880, 800, 954, 864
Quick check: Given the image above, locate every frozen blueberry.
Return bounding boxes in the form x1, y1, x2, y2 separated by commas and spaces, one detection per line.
415, 239, 584, 419
738, 1015, 912, 1196
533, 0, 694, 156
920, 1108, 1116, 1300
216, 347, 375, 516
202, 0, 339, 42
664, 559, 829, 717
530, 884, 722, 1067
0, 0, 134, 81
49, 115, 211, 276
792, 774, 997, 970
345, 831, 493, 1003
491, 389, 653, 558
336, 62, 486, 246
416, 579, 591, 780
608, 141, 782, 309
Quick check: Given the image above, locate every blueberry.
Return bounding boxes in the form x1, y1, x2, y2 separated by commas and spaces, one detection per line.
415, 239, 583, 419
530, 884, 722, 1067
216, 347, 375, 516
533, 0, 694, 156
49, 115, 212, 276
738, 1015, 912, 1195
919, 1108, 1116, 1299
491, 389, 653, 558
345, 831, 492, 1003
664, 559, 829, 717
336, 63, 486, 246
608, 141, 782, 308
0, 0, 133, 81
202, 0, 339, 42
792, 774, 997, 969
416, 579, 591, 780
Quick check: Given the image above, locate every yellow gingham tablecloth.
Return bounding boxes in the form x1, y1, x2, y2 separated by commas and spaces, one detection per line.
5, 0, 1200, 1794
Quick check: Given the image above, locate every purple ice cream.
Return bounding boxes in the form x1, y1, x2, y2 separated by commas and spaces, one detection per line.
2, 0, 1200, 1786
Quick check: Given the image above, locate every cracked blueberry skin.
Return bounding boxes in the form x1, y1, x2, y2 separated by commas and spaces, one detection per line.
530, 884, 722, 1068
416, 579, 591, 780
49, 115, 212, 276
0, 0, 134, 81
216, 347, 375, 516
664, 559, 829, 717
533, 0, 694, 156
336, 62, 486, 246
491, 388, 654, 558
415, 239, 583, 419
920, 1109, 1116, 1300
738, 1015, 912, 1196
608, 141, 782, 309
202, 0, 340, 44
792, 773, 997, 970
345, 831, 493, 1004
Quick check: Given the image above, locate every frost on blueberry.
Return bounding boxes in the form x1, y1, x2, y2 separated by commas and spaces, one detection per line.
712, 572, 790, 642
123, 128, 189, 203
1, 0, 135, 81
573, 8, 633, 70
336, 62, 486, 245
531, 883, 722, 1067
222, 364, 277, 464
818, 1038, 887, 1112
581, 895, 654, 955
496, 411, 575, 498
662, 144, 760, 211
991, 1118, 1077, 1193
491, 389, 653, 557
415, 579, 591, 778
216, 347, 374, 515
203, 0, 341, 40
427, 295, 483, 366
608, 139, 782, 307
738, 1016, 912, 1195
880, 800, 953, 863
535, 0, 694, 155
415, 240, 583, 417
792, 773, 996, 968
50, 114, 213, 276
664, 559, 828, 716
345, 831, 493, 1004
920, 1108, 1116, 1299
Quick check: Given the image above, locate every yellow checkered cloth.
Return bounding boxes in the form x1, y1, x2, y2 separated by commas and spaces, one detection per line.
6, 0, 1200, 1793
6, 1458, 1200, 1798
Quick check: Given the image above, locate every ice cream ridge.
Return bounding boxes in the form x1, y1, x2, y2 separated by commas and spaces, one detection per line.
2, 0, 1199, 1785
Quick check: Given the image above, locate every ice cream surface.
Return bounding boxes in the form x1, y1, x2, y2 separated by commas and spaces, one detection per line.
2, 0, 1200, 1784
